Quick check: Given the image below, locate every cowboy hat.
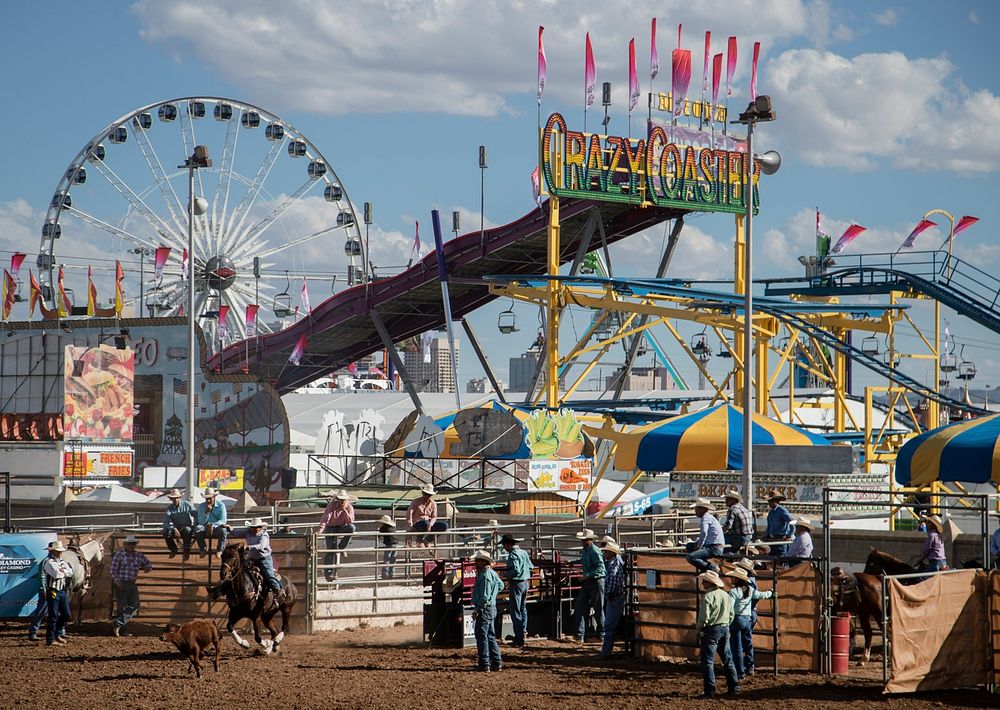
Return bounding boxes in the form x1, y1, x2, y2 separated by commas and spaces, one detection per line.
725, 567, 751, 583
690, 497, 715, 512
765, 489, 786, 502
441, 568, 463, 593
420, 484, 436, 496
575, 528, 597, 541
921, 514, 944, 533
123, 535, 139, 545
334, 489, 350, 501
246, 517, 268, 528
48, 541, 67, 552
499, 534, 522, 545
598, 535, 616, 547
603, 541, 621, 555
167, 488, 183, 499
203, 487, 218, 497
747, 543, 771, 555
473, 549, 494, 564
723, 489, 742, 502
697, 570, 725, 589
735, 558, 757, 575
793, 517, 814, 531
377, 515, 396, 527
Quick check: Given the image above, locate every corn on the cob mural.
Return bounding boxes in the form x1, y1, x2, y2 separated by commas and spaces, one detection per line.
525, 408, 585, 459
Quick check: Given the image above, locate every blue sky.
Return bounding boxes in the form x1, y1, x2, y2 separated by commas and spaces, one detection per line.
1, 1, 998, 394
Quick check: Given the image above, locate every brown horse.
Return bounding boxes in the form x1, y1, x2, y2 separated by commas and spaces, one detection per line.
207, 543, 297, 654
862, 547, 918, 577
831, 566, 884, 664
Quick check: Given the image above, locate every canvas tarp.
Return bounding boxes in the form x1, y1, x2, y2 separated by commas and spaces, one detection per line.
991, 571, 1000, 685
886, 568, 988, 693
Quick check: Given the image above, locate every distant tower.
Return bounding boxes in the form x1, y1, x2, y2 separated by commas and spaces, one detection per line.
160, 414, 185, 456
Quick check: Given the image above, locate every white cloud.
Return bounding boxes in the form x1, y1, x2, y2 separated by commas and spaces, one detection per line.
873, 9, 898, 26
131, 0, 810, 117
969, 10, 980, 24
609, 220, 732, 280
767, 49, 1000, 173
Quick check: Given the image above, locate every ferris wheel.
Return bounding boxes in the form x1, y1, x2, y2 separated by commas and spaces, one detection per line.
38, 96, 364, 348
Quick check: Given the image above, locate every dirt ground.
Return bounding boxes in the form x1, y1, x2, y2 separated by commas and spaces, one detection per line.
0, 620, 993, 709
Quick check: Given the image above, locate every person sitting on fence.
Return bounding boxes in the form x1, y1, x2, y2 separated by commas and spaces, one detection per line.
378, 515, 399, 580
685, 498, 724, 573
600, 540, 626, 660
991, 522, 1000, 570
915, 514, 947, 573
573, 528, 606, 643
195, 488, 229, 559
42, 541, 74, 647
111, 535, 153, 637
318, 489, 356, 581
472, 550, 503, 672
763, 490, 794, 557
162, 489, 196, 560
500, 534, 533, 648
725, 566, 773, 681
720, 490, 754, 552
785, 518, 814, 567
696, 569, 740, 698
407, 485, 448, 546
224, 518, 286, 603
733, 558, 761, 675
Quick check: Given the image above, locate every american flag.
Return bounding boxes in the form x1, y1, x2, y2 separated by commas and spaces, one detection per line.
173, 378, 188, 395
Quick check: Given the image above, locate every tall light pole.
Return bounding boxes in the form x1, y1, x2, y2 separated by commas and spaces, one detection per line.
733, 96, 780, 512
479, 145, 487, 254
180, 146, 211, 499
129, 247, 152, 316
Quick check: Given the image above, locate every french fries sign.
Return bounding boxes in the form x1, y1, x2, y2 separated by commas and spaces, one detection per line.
528, 458, 593, 492
63, 447, 134, 478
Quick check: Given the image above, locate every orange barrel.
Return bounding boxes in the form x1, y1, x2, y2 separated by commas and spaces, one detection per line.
831, 612, 851, 675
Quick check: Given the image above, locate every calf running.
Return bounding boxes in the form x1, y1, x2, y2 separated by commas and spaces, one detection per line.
160, 620, 221, 678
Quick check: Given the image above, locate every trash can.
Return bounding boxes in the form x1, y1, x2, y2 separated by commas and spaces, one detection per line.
831, 612, 851, 675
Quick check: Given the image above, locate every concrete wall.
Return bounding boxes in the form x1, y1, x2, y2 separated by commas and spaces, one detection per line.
312, 585, 424, 632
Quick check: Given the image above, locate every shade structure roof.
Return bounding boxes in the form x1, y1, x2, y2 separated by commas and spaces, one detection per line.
895, 412, 1000, 486
606, 402, 830, 472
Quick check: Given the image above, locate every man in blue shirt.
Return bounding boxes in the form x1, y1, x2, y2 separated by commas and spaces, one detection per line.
991, 524, 1000, 570
574, 528, 606, 642
686, 498, 724, 573
500, 534, 533, 648
471, 549, 503, 672
195, 488, 229, 559
764, 490, 794, 557
162, 489, 195, 559
601, 540, 626, 659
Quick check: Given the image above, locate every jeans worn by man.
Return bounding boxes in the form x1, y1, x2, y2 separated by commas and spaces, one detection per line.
575, 577, 605, 639
113, 581, 141, 633
700, 624, 740, 697
686, 544, 724, 573
46, 590, 71, 645
601, 594, 626, 658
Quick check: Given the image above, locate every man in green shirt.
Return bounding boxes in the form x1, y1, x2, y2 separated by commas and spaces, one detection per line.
472, 549, 503, 672
573, 528, 606, 643
501, 534, 533, 648
695, 570, 740, 698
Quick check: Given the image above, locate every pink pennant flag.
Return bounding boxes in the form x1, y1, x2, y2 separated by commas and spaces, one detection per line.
531, 166, 541, 206
953, 215, 980, 237
726, 36, 737, 96
830, 225, 867, 254
217, 304, 230, 340
347, 361, 359, 376
10, 253, 25, 279
628, 38, 640, 113
585, 33, 597, 106
370, 365, 385, 378
750, 42, 761, 100
901, 219, 937, 249
649, 19, 659, 81
300, 278, 311, 314
711, 53, 723, 105
289, 334, 307, 366
153, 246, 171, 281
671, 48, 692, 115
537, 26, 547, 105
702, 31, 711, 94
245, 303, 259, 337
181, 248, 188, 281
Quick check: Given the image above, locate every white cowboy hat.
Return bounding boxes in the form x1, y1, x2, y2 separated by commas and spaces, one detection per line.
441, 568, 463, 593
723, 489, 742, 502
246, 517, 268, 528
203, 487, 218, 497
921, 514, 944, 533
334, 489, 350, 501
48, 541, 67, 552
487, 519, 500, 528
725, 567, 751, 583
735, 558, 757, 575
123, 535, 139, 544
377, 515, 396, 527
167, 488, 183, 499
697, 570, 725, 589
473, 549, 494, 564
420, 484, 436, 496
598, 535, 616, 547
575, 528, 597, 541
690, 497, 715, 512
603, 541, 621, 554
793, 517, 814, 531
747, 543, 771, 555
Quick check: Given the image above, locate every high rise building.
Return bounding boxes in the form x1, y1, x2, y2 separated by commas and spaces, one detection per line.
508, 349, 542, 392
404, 333, 459, 393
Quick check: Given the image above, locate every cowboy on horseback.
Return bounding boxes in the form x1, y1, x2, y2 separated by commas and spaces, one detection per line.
223, 518, 286, 604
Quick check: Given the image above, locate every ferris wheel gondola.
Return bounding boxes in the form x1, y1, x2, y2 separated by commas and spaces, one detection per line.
38, 96, 364, 351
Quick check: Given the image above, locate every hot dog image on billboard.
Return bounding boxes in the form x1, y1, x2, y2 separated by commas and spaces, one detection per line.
63, 344, 135, 441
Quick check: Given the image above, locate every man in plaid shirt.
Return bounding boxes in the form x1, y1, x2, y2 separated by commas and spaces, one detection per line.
721, 490, 754, 552
601, 541, 627, 659
110, 535, 153, 637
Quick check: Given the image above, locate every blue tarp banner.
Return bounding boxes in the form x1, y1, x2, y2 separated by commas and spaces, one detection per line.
0, 533, 57, 618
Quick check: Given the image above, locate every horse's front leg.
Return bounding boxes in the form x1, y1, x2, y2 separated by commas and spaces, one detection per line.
228, 612, 251, 650
859, 614, 873, 665
253, 617, 272, 654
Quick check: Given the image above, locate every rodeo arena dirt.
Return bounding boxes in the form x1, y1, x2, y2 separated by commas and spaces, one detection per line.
1, 497, 997, 710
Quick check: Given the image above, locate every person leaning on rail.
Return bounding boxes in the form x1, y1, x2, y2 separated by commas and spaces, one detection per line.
162, 488, 195, 560
685, 498, 724, 573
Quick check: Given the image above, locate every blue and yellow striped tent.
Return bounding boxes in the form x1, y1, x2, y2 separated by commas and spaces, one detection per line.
610, 402, 830, 472
895, 413, 1000, 486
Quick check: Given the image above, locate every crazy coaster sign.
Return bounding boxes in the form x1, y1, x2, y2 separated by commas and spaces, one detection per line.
541, 111, 759, 215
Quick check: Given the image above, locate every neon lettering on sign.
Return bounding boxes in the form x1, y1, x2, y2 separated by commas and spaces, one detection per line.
541, 112, 759, 215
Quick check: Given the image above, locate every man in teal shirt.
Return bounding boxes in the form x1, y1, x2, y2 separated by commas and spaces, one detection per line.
195, 488, 229, 558
574, 528, 606, 642
472, 549, 503, 672
501, 534, 533, 648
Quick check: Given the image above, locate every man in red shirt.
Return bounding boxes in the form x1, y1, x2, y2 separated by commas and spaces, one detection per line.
407, 485, 449, 546
318, 489, 356, 581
